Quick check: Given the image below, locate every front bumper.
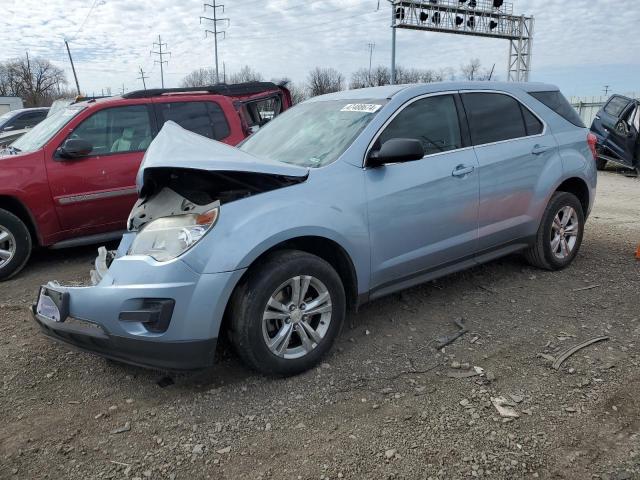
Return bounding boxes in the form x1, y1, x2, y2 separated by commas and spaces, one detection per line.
32, 254, 246, 371
32, 306, 218, 370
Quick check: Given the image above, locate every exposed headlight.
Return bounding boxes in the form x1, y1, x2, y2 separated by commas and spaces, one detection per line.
128, 208, 219, 262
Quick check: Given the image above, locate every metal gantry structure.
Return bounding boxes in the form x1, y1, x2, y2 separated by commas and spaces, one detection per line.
390, 0, 534, 83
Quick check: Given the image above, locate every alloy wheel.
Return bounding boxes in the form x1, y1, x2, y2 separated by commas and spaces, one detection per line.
0, 226, 16, 269
550, 206, 579, 260
262, 275, 333, 360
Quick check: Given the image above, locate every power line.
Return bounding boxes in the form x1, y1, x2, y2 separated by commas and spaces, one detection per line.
200, 1, 229, 84
228, 1, 376, 32
226, 8, 381, 42
69, 0, 100, 41
150, 35, 171, 88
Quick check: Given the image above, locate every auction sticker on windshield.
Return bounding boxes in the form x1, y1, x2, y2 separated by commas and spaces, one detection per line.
340, 104, 382, 113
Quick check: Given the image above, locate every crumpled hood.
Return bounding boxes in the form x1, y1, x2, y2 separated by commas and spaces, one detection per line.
137, 121, 308, 190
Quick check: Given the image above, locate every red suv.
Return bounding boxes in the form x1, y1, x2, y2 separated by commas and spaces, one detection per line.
0, 82, 292, 280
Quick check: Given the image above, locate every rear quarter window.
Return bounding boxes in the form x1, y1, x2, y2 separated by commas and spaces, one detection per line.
529, 91, 585, 128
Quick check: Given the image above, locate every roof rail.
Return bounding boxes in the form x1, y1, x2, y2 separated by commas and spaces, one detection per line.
122, 81, 283, 100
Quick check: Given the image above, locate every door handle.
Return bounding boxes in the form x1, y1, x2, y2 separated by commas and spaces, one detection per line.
452, 165, 475, 177
594, 115, 601, 120
531, 144, 553, 155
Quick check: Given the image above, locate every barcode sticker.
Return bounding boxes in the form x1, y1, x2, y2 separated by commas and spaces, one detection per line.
341, 104, 382, 113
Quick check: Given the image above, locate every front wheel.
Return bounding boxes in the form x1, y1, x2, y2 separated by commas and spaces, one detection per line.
0, 208, 32, 281
229, 250, 346, 376
524, 192, 585, 271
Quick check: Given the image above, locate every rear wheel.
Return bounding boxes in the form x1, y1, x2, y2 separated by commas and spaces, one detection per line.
524, 192, 585, 271
0, 208, 32, 281
229, 250, 345, 376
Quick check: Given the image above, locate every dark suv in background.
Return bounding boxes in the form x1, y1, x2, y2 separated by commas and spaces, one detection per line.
590, 94, 640, 173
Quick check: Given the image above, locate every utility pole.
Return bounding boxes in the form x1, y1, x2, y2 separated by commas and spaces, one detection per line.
64, 39, 82, 95
488, 63, 496, 81
151, 35, 171, 88
367, 42, 375, 84
137, 66, 149, 90
389, 1, 396, 85
200, 1, 229, 84
120, 84, 125, 95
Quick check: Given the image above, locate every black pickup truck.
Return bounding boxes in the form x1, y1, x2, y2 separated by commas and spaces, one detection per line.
590, 94, 640, 173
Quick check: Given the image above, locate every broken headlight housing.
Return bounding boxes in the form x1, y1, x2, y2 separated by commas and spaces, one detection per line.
128, 208, 219, 262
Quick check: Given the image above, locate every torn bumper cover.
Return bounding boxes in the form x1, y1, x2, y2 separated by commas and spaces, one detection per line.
31, 251, 245, 370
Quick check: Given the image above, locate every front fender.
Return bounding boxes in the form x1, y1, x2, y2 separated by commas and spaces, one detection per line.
180, 161, 371, 294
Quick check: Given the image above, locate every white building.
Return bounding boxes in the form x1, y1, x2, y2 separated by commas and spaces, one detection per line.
0, 97, 24, 115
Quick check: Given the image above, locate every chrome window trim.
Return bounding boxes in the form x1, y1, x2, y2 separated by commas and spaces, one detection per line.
363, 89, 549, 168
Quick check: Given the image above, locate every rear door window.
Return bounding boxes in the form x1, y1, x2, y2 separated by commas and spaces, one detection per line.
378, 94, 462, 156
529, 90, 585, 127
461, 93, 528, 145
603, 96, 632, 118
522, 107, 544, 136
156, 101, 230, 140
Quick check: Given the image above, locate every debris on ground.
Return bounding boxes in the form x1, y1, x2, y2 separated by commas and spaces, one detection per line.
491, 396, 520, 418
110, 422, 131, 434
552, 336, 610, 370
436, 318, 468, 349
572, 284, 600, 292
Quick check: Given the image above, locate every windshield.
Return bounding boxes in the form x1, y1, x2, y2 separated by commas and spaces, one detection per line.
0, 111, 16, 128
11, 105, 84, 152
239, 99, 386, 168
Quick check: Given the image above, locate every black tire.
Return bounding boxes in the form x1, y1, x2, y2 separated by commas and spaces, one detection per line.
229, 250, 346, 376
0, 208, 32, 281
524, 192, 585, 271
595, 158, 607, 171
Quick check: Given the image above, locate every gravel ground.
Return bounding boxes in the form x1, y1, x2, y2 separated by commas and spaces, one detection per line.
1, 171, 639, 480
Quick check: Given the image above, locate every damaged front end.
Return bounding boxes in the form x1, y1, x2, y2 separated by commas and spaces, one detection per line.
90, 121, 308, 284
33, 121, 308, 370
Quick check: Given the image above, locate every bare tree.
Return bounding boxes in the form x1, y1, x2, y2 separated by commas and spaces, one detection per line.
460, 58, 482, 80
460, 58, 493, 81
307, 67, 344, 97
180, 68, 216, 87
273, 77, 308, 105
351, 65, 448, 90
0, 56, 67, 107
228, 65, 263, 84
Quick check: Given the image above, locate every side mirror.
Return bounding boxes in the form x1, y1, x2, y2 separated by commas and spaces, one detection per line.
367, 138, 425, 168
56, 138, 93, 159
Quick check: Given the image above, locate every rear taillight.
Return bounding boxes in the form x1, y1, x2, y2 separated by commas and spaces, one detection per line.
587, 132, 598, 161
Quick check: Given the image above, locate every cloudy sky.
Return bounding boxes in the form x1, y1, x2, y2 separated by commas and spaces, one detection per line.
3, 0, 640, 97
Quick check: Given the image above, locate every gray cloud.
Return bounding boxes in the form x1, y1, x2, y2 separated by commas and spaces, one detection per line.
3, 0, 639, 96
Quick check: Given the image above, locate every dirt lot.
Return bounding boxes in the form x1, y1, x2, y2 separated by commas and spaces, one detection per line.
1, 171, 639, 480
